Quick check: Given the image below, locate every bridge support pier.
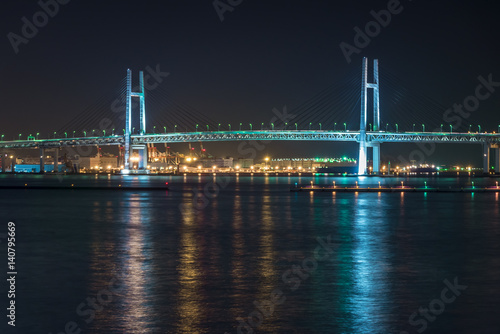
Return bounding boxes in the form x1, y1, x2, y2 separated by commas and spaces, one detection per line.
54, 148, 59, 173
483, 143, 490, 174
11, 155, 15, 173
493, 144, 500, 173
372, 143, 380, 174
40, 148, 45, 173
139, 146, 148, 169
1, 151, 5, 173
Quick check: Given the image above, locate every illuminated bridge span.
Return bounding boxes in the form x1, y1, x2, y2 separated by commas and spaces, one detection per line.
1, 58, 500, 174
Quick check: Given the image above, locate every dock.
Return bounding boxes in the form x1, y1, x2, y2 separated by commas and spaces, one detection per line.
291, 186, 500, 193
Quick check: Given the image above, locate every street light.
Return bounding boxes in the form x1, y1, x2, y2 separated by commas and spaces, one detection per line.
386, 123, 389, 131
285, 122, 288, 130
271, 123, 274, 130
73, 130, 76, 137
218, 123, 221, 131
18, 133, 22, 140
319, 123, 322, 130
102, 130, 106, 136
206, 125, 209, 131
1, 134, 3, 141
250, 123, 253, 130
478, 125, 481, 133
261, 122, 264, 130
334, 122, 337, 131
309, 122, 312, 130
450, 124, 453, 133
53, 131, 56, 139
196, 124, 199, 132
395, 124, 398, 132
163, 126, 166, 133
369, 123, 372, 131
413, 123, 415, 132
469, 124, 472, 133
64, 132, 67, 138
344, 122, 347, 131
422, 124, 425, 132
153, 126, 156, 133
83, 131, 87, 137
441, 124, 444, 132
228, 124, 231, 131
239, 123, 242, 131
295, 123, 298, 131
174, 125, 178, 133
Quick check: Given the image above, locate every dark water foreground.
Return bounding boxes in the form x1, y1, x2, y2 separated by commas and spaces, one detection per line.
0, 174, 499, 334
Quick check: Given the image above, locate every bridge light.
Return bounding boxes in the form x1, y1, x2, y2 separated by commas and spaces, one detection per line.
309, 122, 312, 130
295, 123, 298, 131
18, 134, 22, 140
319, 123, 322, 130
478, 125, 481, 133
441, 124, 444, 132
450, 124, 453, 133
249, 123, 253, 130
422, 124, 425, 132
395, 124, 398, 132
344, 123, 347, 131
218, 123, 221, 131
164, 126, 167, 133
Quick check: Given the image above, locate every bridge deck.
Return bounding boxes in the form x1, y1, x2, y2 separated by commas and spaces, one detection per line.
1, 131, 499, 149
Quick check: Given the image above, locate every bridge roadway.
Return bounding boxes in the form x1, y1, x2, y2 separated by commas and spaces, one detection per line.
1, 131, 500, 149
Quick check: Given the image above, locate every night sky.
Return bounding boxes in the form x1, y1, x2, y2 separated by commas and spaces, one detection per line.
1, 0, 499, 165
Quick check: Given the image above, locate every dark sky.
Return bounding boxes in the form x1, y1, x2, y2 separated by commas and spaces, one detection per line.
1, 0, 499, 165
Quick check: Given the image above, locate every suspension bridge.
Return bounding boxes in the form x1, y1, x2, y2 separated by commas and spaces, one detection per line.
1, 57, 500, 175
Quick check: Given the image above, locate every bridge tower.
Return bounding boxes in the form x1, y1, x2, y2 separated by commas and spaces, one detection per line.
359, 57, 380, 175
124, 69, 147, 171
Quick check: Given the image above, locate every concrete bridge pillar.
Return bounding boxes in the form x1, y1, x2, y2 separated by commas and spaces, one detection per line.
483, 143, 490, 174
139, 146, 148, 169
40, 148, 45, 173
494, 145, 500, 173
372, 143, 380, 174
54, 148, 59, 173
11, 154, 15, 173
1, 151, 5, 173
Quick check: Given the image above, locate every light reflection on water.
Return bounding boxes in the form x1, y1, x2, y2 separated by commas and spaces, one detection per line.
1, 175, 500, 333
